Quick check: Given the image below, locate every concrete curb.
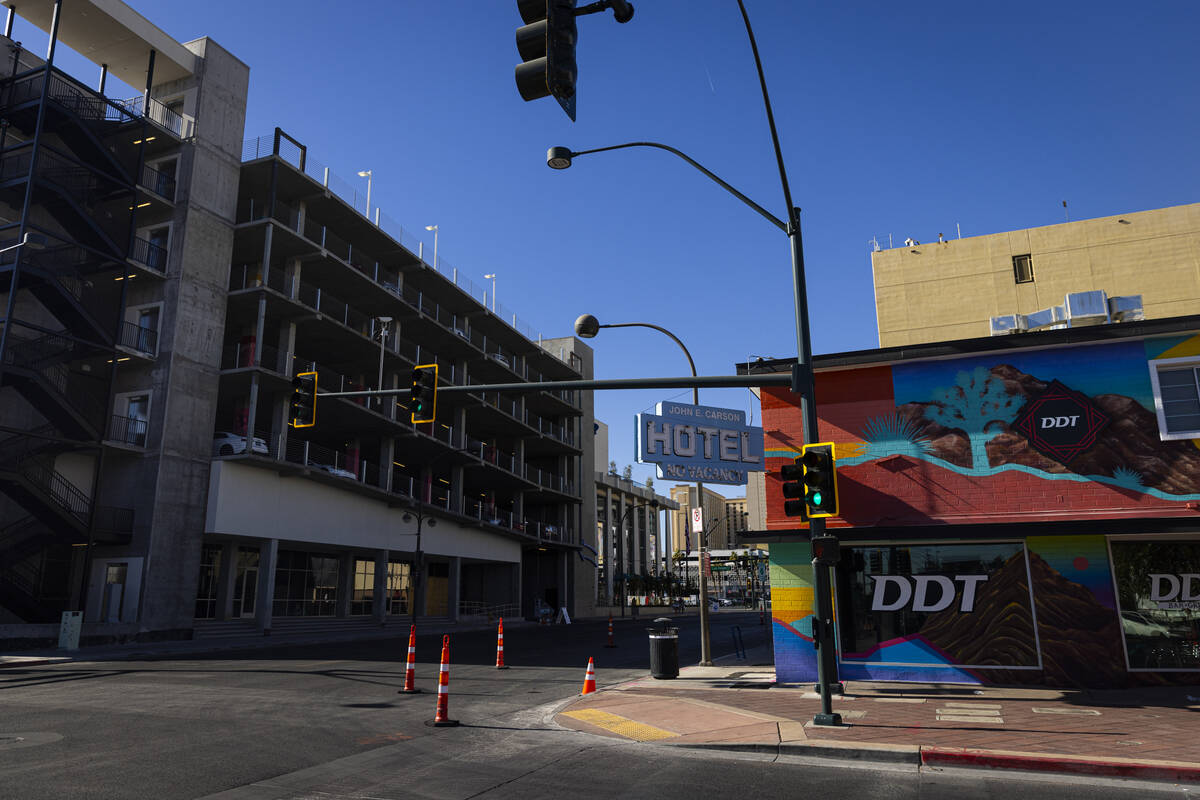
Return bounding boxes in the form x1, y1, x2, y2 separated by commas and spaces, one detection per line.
670, 740, 1200, 783
920, 746, 1200, 783
670, 740, 921, 764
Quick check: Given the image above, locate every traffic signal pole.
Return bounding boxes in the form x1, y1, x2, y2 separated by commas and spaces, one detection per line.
734, 0, 842, 725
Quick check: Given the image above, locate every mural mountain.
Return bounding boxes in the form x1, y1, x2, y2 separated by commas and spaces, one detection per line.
895, 364, 1200, 495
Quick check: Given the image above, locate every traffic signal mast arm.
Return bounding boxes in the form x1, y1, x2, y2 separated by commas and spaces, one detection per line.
317, 372, 792, 399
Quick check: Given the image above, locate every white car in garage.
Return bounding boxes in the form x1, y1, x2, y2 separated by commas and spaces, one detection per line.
212, 431, 268, 457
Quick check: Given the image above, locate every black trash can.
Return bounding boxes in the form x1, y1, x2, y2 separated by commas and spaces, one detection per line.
648, 617, 679, 679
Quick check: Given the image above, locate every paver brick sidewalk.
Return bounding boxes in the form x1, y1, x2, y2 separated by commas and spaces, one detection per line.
556, 663, 1200, 780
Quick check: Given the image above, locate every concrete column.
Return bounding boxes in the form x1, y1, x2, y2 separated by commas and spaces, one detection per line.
380, 437, 394, 492
603, 487, 614, 602
256, 539, 278, 634
512, 561, 522, 615
631, 503, 642, 575
447, 556, 461, 622
217, 542, 238, 620
449, 464, 464, 514
336, 552, 354, 618
372, 550, 389, 625
558, 550, 569, 616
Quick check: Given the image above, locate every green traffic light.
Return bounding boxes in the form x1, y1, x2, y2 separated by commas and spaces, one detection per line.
809, 491, 823, 506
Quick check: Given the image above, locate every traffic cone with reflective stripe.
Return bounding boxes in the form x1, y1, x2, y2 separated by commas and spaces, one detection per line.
580, 657, 597, 695
399, 624, 419, 693
427, 634, 458, 727
604, 613, 616, 648
495, 617, 508, 669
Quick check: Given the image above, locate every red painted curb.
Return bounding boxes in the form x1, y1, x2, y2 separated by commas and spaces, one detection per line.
921, 747, 1200, 783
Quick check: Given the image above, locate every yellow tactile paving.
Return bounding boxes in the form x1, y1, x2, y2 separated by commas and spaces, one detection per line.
560, 708, 679, 741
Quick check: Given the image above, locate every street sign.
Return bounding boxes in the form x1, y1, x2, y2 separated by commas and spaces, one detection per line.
691, 507, 704, 534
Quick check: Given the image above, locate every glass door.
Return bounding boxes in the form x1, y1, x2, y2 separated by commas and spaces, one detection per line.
232, 548, 259, 618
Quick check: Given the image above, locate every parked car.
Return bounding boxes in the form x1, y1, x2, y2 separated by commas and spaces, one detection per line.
720, 598, 734, 607
212, 431, 268, 457
308, 461, 357, 480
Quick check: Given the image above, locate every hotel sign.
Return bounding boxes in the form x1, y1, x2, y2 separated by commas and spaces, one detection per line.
636, 401, 764, 486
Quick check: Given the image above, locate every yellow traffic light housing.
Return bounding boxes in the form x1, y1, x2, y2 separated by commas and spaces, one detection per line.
290, 371, 317, 428
410, 363, 438, 424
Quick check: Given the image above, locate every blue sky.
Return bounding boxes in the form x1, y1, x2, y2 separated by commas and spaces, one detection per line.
22, 1, 1199, 498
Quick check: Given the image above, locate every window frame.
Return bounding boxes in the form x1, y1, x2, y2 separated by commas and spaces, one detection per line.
1012, 253, 1035, 284
1147, 356, 1200, 441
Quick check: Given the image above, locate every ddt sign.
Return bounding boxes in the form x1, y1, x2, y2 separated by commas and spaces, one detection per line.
1149, 573, 1200, 610
1011, 379, 1110, 465
870, 574, 989, 613
636, 402, 764, 486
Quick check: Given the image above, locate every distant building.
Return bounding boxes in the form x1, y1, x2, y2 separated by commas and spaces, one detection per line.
872, 203, 1200, 347
668, 485, 730, 552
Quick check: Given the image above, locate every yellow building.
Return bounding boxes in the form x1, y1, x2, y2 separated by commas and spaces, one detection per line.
872, 203, 1200, 347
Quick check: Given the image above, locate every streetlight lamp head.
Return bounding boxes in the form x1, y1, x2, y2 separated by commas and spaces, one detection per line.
546, 146, 573, 170
402, 513, 413, 523
377, 316, 392, 324
357, 169, 371, 177
425, 224, 437, 232
574, 313, 600, 338
22, 232, 47, 249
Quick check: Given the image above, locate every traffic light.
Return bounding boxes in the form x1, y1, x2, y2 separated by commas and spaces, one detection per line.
801, 442, 839, 518
780, 456, 807, 517
514, 0, 578, 121
811, 535, 841, 566
409, 363, 438, 424
290, 371, 317, 428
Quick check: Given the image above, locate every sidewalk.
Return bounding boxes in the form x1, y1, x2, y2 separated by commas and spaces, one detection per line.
556, 643, 1200, 784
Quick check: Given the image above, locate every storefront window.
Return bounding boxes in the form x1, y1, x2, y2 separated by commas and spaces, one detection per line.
1110, 539, 1200, 671
272, 551, 338, 617
387, 561, 411, 615
837, 542, 1040, 669
194, 545, 221, 619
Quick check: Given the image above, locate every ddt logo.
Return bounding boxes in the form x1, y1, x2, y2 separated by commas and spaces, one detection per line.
1041, 415, 1081, 429
1149, 573, 1200, 609
870, 574, 989, 613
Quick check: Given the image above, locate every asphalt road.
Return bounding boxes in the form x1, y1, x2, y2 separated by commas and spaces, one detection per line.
1, 611, 1186, 799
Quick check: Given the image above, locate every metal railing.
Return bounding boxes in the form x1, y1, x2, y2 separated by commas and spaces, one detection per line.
117, 320, 157, 354
239, 132, 585, 364
139, 162, 176, 201
3, 331, 108, 431
117, 94, 194, 139
107, 415, 147, 447
130, 236, 168, 272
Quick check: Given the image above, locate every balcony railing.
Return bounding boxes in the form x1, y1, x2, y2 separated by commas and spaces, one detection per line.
139, 163, 176, 201
117, 321, 157, 355
130, 237, 168, 273
107, 415, 147, 447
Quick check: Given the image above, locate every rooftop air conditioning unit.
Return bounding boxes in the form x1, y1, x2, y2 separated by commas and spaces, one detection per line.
1064, 290, 1111, 327
989, 314, 1027, 336
1025, 304, 1067, 332
1108, 294, 1145, 322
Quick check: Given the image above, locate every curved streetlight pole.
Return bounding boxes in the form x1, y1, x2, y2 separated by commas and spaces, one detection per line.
575, 314, 713, 666
552, 0, 840, 725
612, 498, 658, 618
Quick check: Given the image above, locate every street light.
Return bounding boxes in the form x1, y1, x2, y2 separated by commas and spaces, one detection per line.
356, 169, 372, 219
401, 507, 437, 627
574, 313, 714, 665
375, 316, 392, 411
612, 499, 658, 617
424, 224, 438, 269
551, 0, 841, 728
484, 273, 497, 312
0, 231, 47, 255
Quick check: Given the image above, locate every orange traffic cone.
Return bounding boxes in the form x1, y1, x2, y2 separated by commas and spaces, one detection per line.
580, 657, 597, 695
399, 624, 419, 693
495, 617, 508, 669
427, 634, 458, 727
604, 613, 616, 648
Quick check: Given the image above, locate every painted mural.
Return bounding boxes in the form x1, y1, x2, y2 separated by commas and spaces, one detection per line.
765, 333, 1200, 686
